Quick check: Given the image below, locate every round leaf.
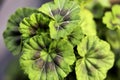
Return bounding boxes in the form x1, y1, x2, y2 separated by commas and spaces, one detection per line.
19, 13, 51, 40
3, 8, 39, 55
39, 0, 81, 39
20, 35, 76, 80
76, 36, 114, 80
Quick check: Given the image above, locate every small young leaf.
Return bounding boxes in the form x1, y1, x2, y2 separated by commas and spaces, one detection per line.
39, 0, 81, 39
75, 36, 114, 80
103, 12, 114, 29
20, 35, 76, 80
103, 5, 120, 30
3, 8, 39, 55
19, 13, 51, 40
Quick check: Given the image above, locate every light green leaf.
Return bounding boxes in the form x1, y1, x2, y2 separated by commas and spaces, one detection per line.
3, 8, 38, 55
103, 12, 114, 29
73, 0, 92, 7
39, 0, 81, 39
80, 9, 96, 36
19, 13, 51, 40
76, 36, 114, 80
20, 35, 76, 80
112, 5, 120, 17
97, 0, 110, 7
103, 5, 120, 30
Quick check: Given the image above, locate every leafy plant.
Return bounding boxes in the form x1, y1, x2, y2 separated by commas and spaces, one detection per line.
4, 0, 120, 80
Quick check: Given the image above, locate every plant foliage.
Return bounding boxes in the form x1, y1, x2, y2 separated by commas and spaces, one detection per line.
3, 0, 119, 80
3, 8, 39, 55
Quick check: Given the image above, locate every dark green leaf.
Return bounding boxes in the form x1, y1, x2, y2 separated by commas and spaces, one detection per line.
19, 13, 51, 40
66, 26, 84, 46
3, 8, 39, 55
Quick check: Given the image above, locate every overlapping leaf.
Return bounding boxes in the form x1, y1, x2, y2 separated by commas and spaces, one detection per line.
103, 5, 120, 30
39, 0, 81, 39
66, 26, 84, 46
75, 36, 114, 80
3, 8, 38, 55
19, 13, 51, 40
20, 35, 76, 80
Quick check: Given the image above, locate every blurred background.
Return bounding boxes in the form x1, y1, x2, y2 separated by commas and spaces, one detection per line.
0, 0, 120, 80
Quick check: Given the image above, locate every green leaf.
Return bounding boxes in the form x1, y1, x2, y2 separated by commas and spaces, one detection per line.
85, 0, 110, 18
88, 3, 104, 18
3, 8, 38, 55
80, 9, 97, 36
97, 0, 110, 7
19, 13, 51, 40
20, 35, 76, 80
106, 29, 120, 50
39, 0, 81, 39
103, 5, 120, 30
66, 26, 84, 46
103, 12, 114, 29
112, 5, 120, 17
76, 36, 114, 80
73, 0, 92, 7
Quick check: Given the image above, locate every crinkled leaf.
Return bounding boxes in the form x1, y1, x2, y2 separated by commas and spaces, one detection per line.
103, 5, 120, 30
39, 0, 81, 39
20, 35, 76, 80
103, 12, 114, 29
19, 13, 51, 40
3, 8, 38, 55
66, 26, 84, 46
76, 36, 114, 80
80, 9, 96, 36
